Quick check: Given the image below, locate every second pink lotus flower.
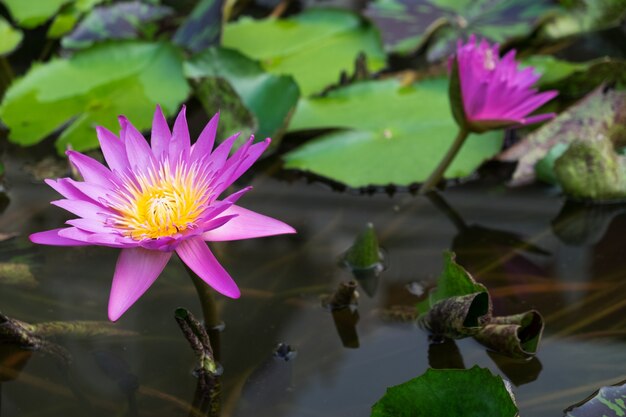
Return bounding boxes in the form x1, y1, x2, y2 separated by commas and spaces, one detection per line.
30, 106, 295, 321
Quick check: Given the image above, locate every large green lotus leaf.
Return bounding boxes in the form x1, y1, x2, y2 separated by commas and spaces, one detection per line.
371, 366, 518, 417
184, 47, 299, 142
284, 78, 502, 187
0, 41, 189, 153
543, 0, 626, 39
0, 0, 72, 28
222, 9, 386, 96
565, 379, 626, 417
365, 0, 553, 56
0, 16, 23, 56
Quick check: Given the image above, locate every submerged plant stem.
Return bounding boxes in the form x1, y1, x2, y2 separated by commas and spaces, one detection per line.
419, 128, 470, 194
185, 265, 220, 329
0, 58, 13, 84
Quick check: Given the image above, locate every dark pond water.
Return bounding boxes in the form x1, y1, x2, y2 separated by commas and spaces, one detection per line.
1, 153, 626, 417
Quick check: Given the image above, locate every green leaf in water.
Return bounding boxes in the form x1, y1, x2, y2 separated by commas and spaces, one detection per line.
342, 223, 382, 270
284, 78, 502, 188
365, 0, 554, 57
0, 16, 23, 56
371, 366, 518, 417
184, 47, 299, 146
0, 0, 72, 28
173, 0, 222, 53
194, 76, 257, 145
499, 85, 626, 186
534, 142, 569, 185
416, 251, 491, 338
564, 379, 626, 417
554, 135, 626, 201
222, 9, 386, 96
542, 0, 626, 39
61, 1, 173, 49
0, 262, 37, 288
0, 41, 190, 153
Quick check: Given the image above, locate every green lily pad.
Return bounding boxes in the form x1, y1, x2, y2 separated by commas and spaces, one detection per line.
0, 0, 72, 28
0, 41, 190, 153
0, 16, 23, 56
222, 9, 386, 96
184, 47, 299, 144
61, 1, 173, 49
499, 85, 626, 186
47, 0, 107, 38
365, 0, 553, 56
284, 78, 502, 188
371, 366, 518, 417
565, 379, 626, 417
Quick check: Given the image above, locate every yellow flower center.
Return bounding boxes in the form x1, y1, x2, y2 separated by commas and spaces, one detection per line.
109, 162, 212, 240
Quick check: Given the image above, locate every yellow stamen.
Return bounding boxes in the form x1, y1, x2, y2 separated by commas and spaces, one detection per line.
109, 162, 212, 240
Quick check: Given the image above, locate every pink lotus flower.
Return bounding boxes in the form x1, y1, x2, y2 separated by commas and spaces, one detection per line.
30, 107, 295, 321
451, 35, 558, 132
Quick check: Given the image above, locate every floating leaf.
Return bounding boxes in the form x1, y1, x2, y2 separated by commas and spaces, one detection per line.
195, 76, 257, 143
554, 135, 626, 201
0, 0, 71, 28
184, 47, 299, 144
0, 262, 37, 288
371, 366, 518, 417
222, 9, 386, 95
543, 0, 626, 39
47, 0, 108, 38
61, 1, 173, 49
499, 85, 626, 186
365, 0, 553, 56
474, 311, 545, 359
564, 379, 626, 417
0, 41, 190, 153
0, 16, 23, 56
173, 0, 222, 53
416, 251, 491, 338
284, 78, 502, 188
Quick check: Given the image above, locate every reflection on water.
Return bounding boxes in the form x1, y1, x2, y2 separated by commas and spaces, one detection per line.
1, 155, 626, 416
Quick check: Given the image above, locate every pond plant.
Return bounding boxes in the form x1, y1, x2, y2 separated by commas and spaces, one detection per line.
0, 0, 625, 416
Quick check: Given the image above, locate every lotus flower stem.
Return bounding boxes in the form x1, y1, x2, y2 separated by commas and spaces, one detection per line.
419, 128, 469, 194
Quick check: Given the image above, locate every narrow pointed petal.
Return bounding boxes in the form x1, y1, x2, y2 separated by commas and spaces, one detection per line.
169, 106, 191, 161
120, 116, 156, 171
108, 248, 171, 321
176, 237, 240, 298
29, 228, 91, 246
66, 151, 114, 188
223, 138, 271, 188
66, 218, 111, 234
51, 199, 112, 220
151, 105, 171, 159
191, 112, 219, 162
202, 205, 295, 241
57, 227, 135, 248
96, 126, 129, 173
207, 133, 240, 170
45, 178, 90, 201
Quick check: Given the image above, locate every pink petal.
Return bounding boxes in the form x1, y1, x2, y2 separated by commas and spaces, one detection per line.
29, 228, 91, 246
190, 112, 219, 162
207, 133, 241, 170
169, 106, 191, 161
96, 126, 129, 173
45, 178, 90, 201
119, 116, 156, 172
223, 138, 271, 188
202, 205, 295, 241
66, 218, 111, 234
57, 227, 135, 248
175, 237, 240, 298
151, 105, 171, 159
108, 248, 172, 321
51, 199, 112, 220
66, 151, 115, 188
